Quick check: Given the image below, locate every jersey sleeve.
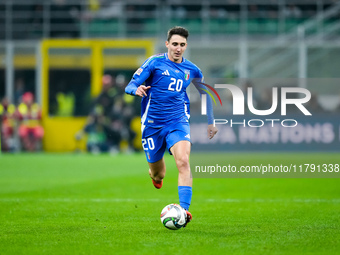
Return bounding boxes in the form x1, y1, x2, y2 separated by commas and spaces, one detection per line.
192, 69, 214, 125
125, 57, 154, 96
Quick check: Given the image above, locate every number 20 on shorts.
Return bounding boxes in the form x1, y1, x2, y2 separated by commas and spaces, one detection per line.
142, 138, 155, 150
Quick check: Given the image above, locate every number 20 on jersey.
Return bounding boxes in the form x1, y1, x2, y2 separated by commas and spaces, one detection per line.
168, 78, 183, 92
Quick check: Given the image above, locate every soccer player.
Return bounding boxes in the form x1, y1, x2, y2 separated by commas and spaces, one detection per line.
17, 92, 44, 151
0, 97, 17, 152
125, 26, 217, 226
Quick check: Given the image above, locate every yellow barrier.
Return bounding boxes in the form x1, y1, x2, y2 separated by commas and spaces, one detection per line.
41, 39, 153, 152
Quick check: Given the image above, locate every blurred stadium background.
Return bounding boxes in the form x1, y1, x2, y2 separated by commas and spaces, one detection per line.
1, 0, 340, 153
1, 2, 339, 254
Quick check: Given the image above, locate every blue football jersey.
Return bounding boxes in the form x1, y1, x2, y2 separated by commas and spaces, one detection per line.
125, 53, 212, 128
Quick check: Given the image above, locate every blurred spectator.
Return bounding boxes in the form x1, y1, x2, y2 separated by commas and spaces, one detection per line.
17, 92, 44, 151
76, 105, 111, 154
56, 89, 75, 117
75, 73, 142, 154
0, 98, 18, 152
113, 74, 140, 152
96, 74, 125, 153
76, 74, 122, 154
93, 74, 116, 116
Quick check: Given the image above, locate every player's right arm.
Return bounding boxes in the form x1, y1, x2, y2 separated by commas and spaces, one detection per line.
125, 59, 153, 97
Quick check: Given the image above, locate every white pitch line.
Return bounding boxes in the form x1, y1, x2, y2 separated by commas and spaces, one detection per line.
205, 198, 340, 203
0, 198, 162, 203
0, 198, 339, 203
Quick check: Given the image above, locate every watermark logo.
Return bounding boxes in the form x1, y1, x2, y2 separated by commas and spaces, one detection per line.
196, 82, 222, 115
198, 83, 312, 128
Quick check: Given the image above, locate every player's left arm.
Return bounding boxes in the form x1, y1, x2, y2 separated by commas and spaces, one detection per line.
207, 124, 218, 139
192, 75, 218, 139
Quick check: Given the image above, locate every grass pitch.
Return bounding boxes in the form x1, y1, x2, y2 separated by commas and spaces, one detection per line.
0, 152, 339, 255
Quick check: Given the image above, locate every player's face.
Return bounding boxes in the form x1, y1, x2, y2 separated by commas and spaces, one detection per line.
166, 35, 187, 63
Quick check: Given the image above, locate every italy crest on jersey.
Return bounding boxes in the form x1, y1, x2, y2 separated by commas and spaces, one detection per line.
184, 70, 190, 80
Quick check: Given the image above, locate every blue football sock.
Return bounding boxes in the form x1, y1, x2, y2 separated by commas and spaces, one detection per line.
178, 186, 192, 211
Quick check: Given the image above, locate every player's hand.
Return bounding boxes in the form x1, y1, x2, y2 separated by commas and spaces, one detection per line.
207, 124, 218, 139
135, 85, 151, 97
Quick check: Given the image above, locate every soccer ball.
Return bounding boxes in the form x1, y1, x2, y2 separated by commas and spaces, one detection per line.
160, 203, 187, 230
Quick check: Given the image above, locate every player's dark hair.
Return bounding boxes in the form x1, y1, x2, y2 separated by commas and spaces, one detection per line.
167, 26, 189, 41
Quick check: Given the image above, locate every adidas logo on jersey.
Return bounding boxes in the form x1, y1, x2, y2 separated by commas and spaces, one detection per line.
162, 70, 170, 76
185, 134, 190, 139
